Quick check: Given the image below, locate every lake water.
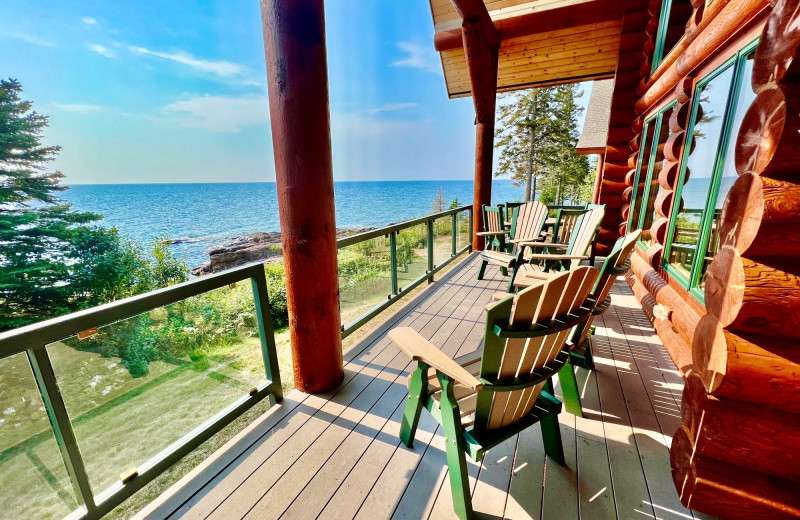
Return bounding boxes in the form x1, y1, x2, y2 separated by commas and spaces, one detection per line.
63, 180, 525, 268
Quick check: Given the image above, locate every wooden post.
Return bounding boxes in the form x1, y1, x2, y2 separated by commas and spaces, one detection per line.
451, 0, 500, 251
260, 0, 343, 393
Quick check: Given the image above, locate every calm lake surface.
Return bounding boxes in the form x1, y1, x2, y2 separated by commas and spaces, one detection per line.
63, 180, 525, 268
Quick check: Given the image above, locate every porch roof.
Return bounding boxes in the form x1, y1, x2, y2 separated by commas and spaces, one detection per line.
428, 0, 646, 98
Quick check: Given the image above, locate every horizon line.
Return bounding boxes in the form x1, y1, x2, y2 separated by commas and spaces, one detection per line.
65, 179, 514, 186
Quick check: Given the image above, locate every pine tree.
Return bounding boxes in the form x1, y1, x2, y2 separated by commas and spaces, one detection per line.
0, 79, 101, 328
494, 84, 592, 204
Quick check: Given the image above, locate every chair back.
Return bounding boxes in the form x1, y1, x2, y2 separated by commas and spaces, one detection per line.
552, 210, 583, 244
474, 266, 599, 431
481, 205, 505, 234
570, 230, 640, 351
564, 206, 605, 265
509, 201, 549, 243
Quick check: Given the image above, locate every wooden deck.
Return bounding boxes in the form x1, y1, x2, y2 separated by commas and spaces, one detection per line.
137, 254, 710, 520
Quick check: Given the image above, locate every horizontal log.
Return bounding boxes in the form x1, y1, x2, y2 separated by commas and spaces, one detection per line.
718, 172, 800, 258
752, 0, 800, 89
671, 426, 800, 519
705, 246, 800, 338
651, 217, 669, 244
632, 253, 701, 348
622, 186, 633, 203
693, 313, 800, 413
636, 0, 768, 114
681, 371, 800, 480
600, 179, 629, 194
618, 221, 628, 236
658, 161, 681, 190
663, 131, 685, 162
645, 242, 663, 268
597, 194, 625, 211
674, 76, 694, 105
653, 189, 674, 219
669, 101, 692, 132
735, 83, 800, 182
604, 146, 632, 162
625, 270, 694, 373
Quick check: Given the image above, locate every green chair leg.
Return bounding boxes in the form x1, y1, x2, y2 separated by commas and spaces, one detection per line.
477, 259, 488, 280
400, 363, 429, 447
557, 362, 583, 417
539, 412, 565, 465
500, 266, 508, 277
439, 373, 474, 520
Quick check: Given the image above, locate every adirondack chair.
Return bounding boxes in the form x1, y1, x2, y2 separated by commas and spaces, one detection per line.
512, 206, 605, 289
390, 266, 600, 520
477, 201, 549, 290
486, 230, 640, 418
477, 205, 508, 257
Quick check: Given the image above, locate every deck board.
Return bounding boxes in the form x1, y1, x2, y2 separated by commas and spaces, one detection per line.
138, 254, 711, 520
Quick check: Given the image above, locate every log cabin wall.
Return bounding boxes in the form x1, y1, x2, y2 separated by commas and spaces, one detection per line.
617, 0, 800, 516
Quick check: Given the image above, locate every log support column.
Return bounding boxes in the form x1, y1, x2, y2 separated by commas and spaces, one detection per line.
260, 0, 343, 393
450, 0, 500, 250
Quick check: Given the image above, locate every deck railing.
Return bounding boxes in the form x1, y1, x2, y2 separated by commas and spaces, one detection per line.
0, 264, 282, 520
337, 205, 472, 338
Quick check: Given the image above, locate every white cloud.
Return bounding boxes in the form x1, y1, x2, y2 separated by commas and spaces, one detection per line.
128, 46, 244, 77
0, 30, 56, 47
369, 103, 418, 114
164, 95, 268, 132
82, 16, 97, 25
89, 44, 116, 58
391, 42, 440, 73
52, 103, 105, 112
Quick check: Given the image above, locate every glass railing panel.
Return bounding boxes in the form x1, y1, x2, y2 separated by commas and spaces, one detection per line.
432, 216, 454, 266
395, 223, 429, 289
338, 237, 393, 326
0, 353, 78, 520
456, 210, 471, 251
45, 282, 268, 494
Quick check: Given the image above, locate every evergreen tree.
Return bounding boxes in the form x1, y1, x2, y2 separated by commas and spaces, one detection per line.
494, 84, 592, 204
0, 79, 188, 330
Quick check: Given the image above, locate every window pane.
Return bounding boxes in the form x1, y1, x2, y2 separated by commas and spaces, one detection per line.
640, 106, 674, 248
668, 65, 735, 278
630, 121, 656, 231
696, 54, 756, 288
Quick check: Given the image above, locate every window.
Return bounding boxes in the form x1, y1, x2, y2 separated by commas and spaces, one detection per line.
664, 40, 758, 300
651, 0, 693, 74
628, 101, 676, 248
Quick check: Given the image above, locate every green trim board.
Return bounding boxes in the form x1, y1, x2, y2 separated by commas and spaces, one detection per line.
650, 0, 674, 74
661, 38, 759, 303
629, 101, 677, 250
627, 119, 651, 233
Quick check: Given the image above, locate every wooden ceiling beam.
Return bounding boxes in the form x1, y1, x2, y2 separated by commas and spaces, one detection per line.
435, 2, 623, 51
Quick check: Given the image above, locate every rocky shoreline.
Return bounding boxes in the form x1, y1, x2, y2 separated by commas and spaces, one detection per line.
190, 228, 373, 275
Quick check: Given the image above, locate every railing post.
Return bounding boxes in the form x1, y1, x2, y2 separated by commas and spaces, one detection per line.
251, 269, 283, 402
427, 220, 434, 284
27, 345, 96, 514
468, 208, 474, 252
451, 212, 457, 257
390, 232, 399, 296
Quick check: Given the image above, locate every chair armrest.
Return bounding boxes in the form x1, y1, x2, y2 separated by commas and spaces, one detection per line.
526, 253, 589, 261
518, 241, 568, 249
492, 291, 510, 301
388, 328, 483, 390
476, 231, 508, 237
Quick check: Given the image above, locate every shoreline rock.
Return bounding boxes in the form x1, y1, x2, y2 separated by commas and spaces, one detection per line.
191, 228, 373, 275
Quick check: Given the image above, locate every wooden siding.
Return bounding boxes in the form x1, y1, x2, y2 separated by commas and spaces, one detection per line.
136, 254, 710, 520
443, 20, 622, 97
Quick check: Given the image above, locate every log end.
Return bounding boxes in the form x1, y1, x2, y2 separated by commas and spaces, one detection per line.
704, 246, 745, 327
692, 314, 728, 393
718, 172, 764, 255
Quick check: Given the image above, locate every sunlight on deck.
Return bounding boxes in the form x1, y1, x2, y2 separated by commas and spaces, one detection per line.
135, 254, 712, 520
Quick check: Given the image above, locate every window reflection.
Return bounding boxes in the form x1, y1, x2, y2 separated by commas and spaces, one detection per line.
696, 56, 755, 288
668, 64, 735, 279
639, 106, 674, 248
629, 121, 656, 231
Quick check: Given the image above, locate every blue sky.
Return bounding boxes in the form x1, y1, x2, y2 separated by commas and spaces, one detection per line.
1, 0, 588, 184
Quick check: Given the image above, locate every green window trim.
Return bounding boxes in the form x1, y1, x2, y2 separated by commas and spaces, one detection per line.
651, 0, 675, 74
662, 38, 760, 303
626, 119, 650, 234
629, 101, 677, 251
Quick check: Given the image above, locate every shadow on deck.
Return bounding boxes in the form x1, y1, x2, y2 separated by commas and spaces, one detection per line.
136, 253, 709, 520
